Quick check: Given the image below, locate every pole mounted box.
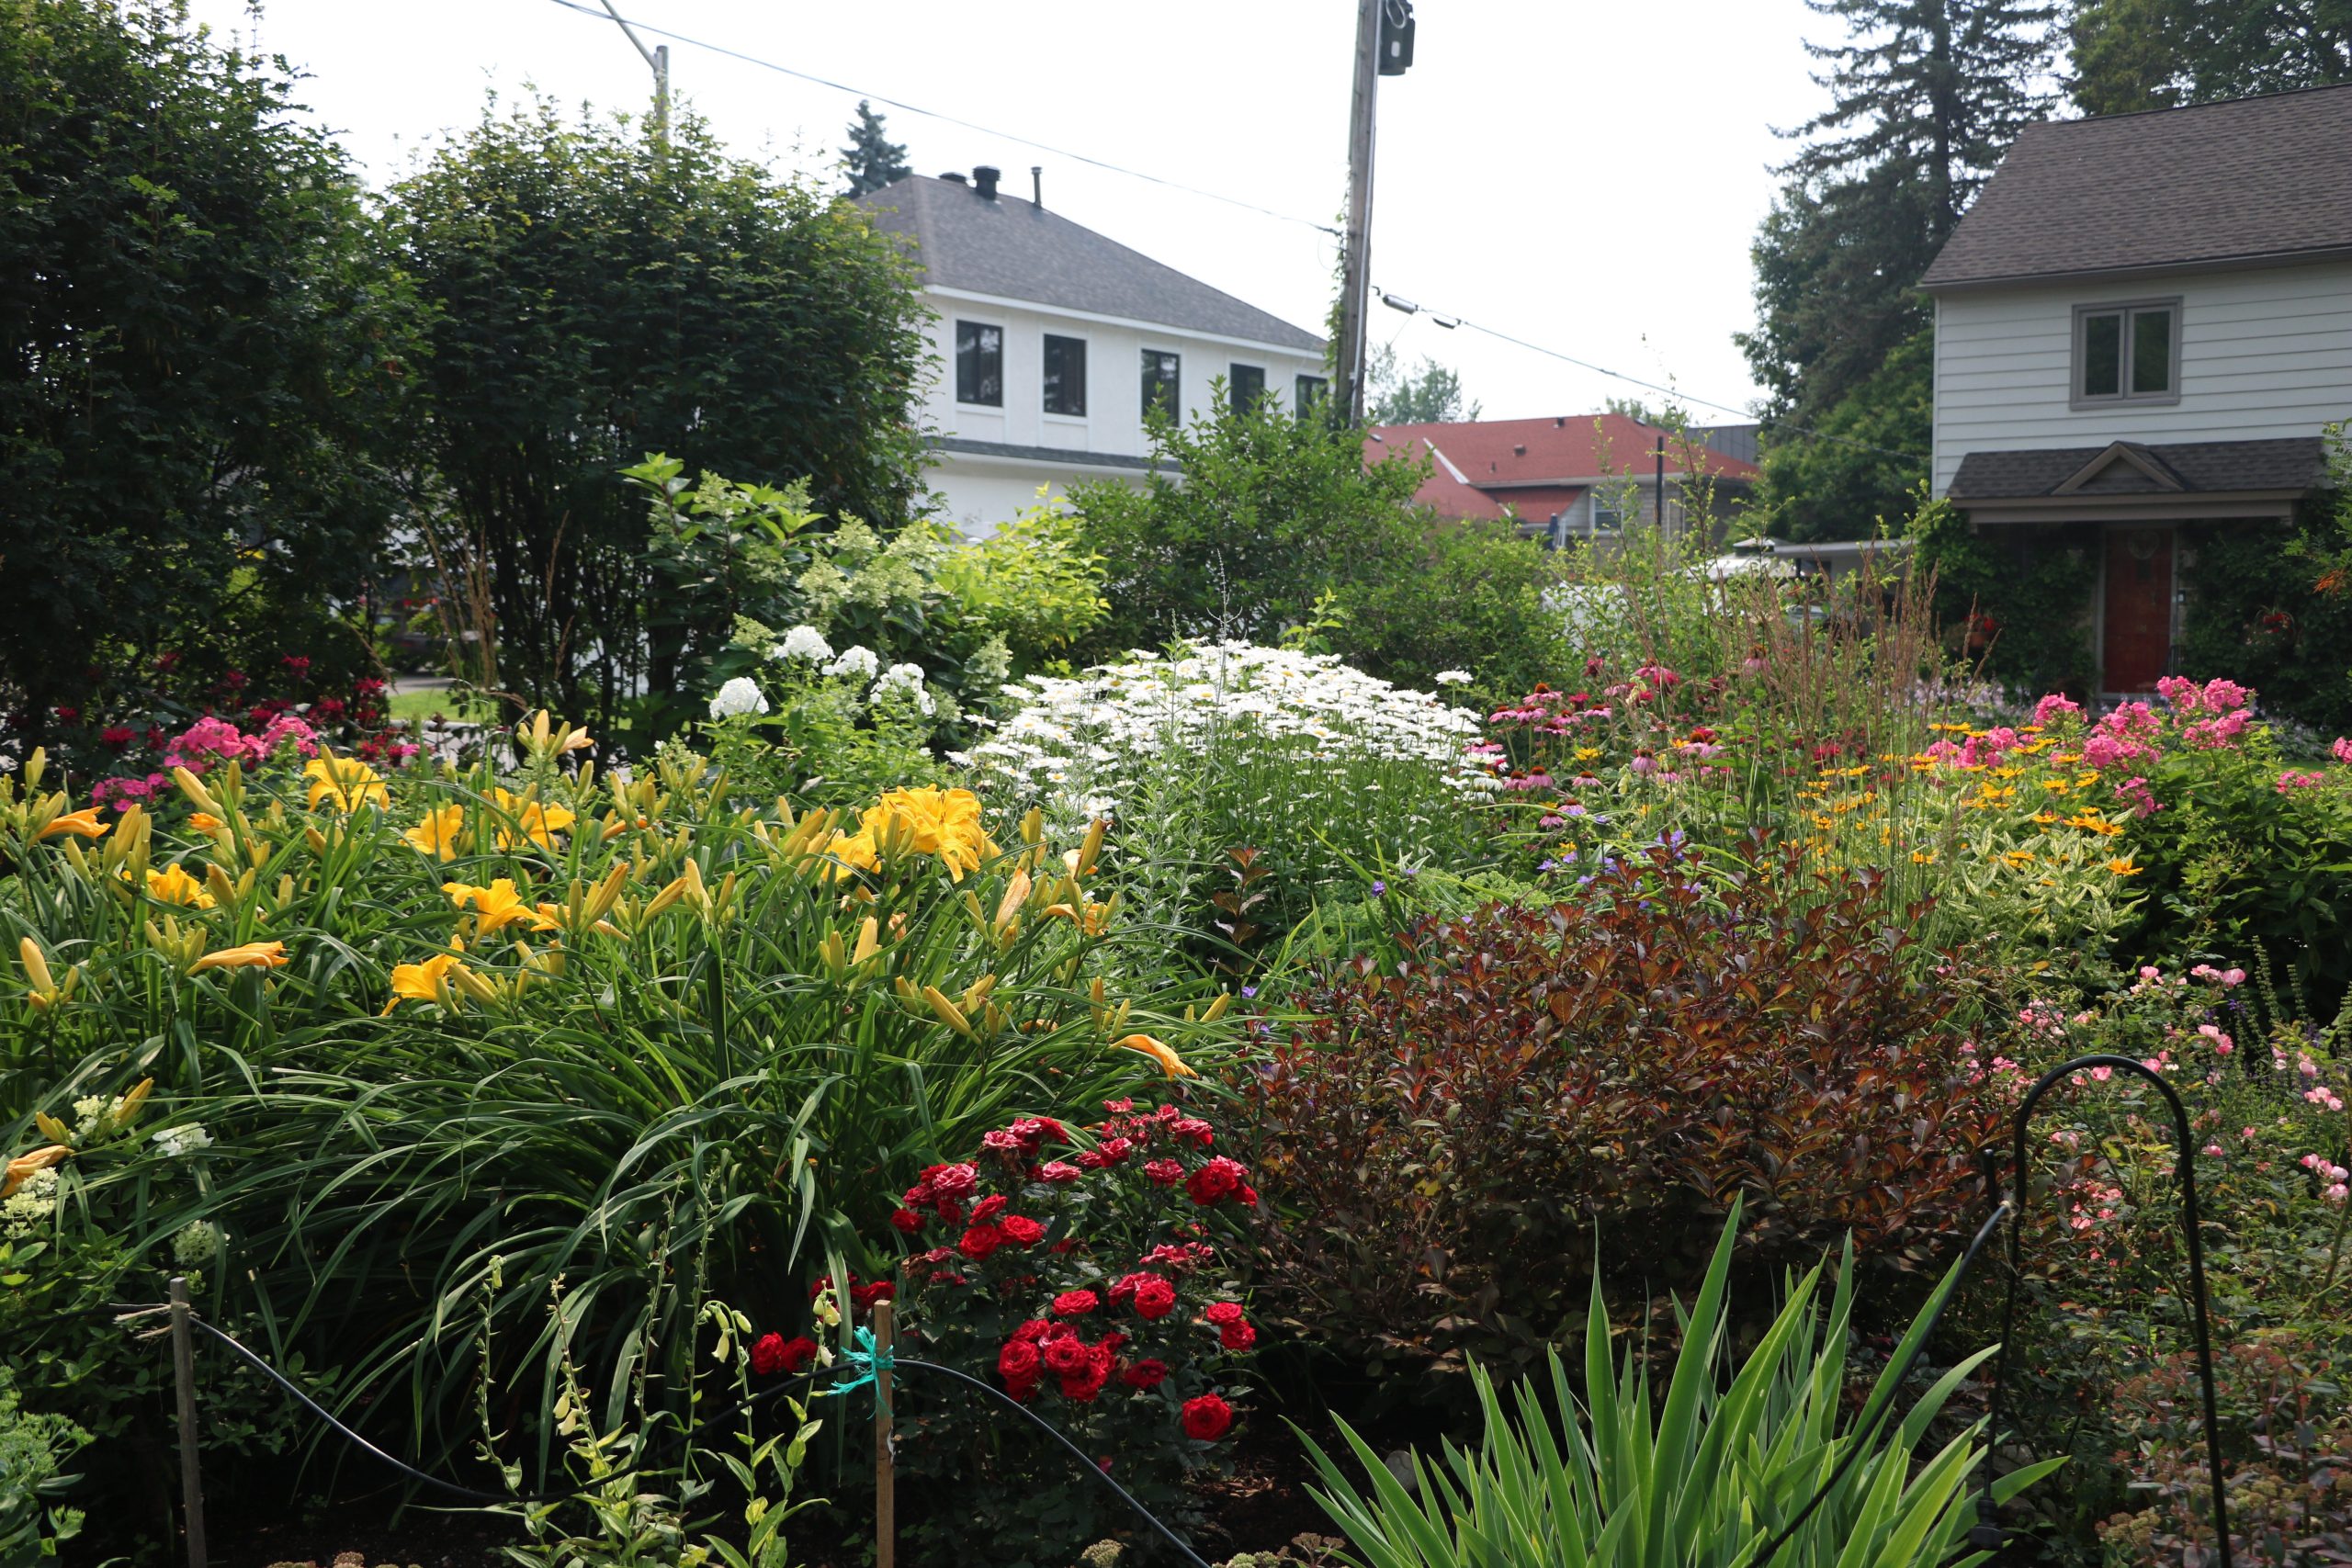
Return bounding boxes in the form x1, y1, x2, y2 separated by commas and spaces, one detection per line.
1379, 0, 1416, 74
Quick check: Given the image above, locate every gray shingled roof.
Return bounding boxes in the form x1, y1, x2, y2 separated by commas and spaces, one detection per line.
1921, 85, 2352, 289
854, 175, 1323, 353
1950, 437, 2325, 498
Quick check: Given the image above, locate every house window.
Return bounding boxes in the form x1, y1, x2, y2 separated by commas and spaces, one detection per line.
1591, 493, 1624, 532
2074, 300, 2179, 404
956, 321, 1003, 406
1141, 349, 1182, 423
1043, 334, 1087, 416
1228, 364, 1266, 414
1294, 374, 1329, 419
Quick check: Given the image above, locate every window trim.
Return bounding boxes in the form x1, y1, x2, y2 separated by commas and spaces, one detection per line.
1293, 373, 1329, 421
1140, 346, 1182, 425
2070, 298, 2182, 410
1042, 332, 1089, 419
954, 319, 1004, 409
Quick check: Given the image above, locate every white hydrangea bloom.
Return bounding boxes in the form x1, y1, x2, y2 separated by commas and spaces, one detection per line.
776, 625, 833, 662
173, 1220, 224, 1267
153, 1124, 213, 1158
2, 1168, 58, 1238
825, 645, 879, 682
707, 676, 770, 719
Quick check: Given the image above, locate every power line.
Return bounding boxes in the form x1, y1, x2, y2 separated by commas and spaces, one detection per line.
541, 0, 1340, 236
1374, 290, 1928, 462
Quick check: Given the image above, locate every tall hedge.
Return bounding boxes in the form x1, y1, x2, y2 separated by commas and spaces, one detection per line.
0, 0, 413, 731
384, 104, 931, 736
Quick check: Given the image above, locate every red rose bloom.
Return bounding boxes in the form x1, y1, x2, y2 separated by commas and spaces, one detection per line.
1122, 1358, 1169, 1389
928, 1163, 978, 1199
1219, 1320, 1257, 1351
1132, 1278, 1178, 1321
972, 1193, 1010, 1223
1043, 1336, 1092, 1376
1012, 1318, 1054, 1343
1053, 1289, 1100, 1317
1204, 1301, 1245, 1325
750, 1332, 787, 1375
852, 1281, 895, 1310
999, 1339, 1043, 1384
889, 1206, 923, 1234
958, 1224, 1005, 1260
1181, 1393, 1233, 1441
1169, 1117, 1214, 1147
1000, 1213, 1046, 1247
1142, 1158, 1183, 1187
1035, 1160, 1082, 1183
1184, 1156, 1248, 1206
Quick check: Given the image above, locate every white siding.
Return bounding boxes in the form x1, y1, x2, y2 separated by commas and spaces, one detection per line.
1932, 260, 2352, 495
910, 288, 1325, 536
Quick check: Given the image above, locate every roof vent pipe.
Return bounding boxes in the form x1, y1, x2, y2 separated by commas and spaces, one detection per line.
973, 165, 1001, 200
1031, 165, 1043, 209
940, 171, 968, 185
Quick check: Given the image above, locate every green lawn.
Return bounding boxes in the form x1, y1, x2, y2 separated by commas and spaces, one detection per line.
386, 684, 496, 724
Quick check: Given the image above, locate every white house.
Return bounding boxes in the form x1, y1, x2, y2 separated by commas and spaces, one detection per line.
855, 167, 1329, 538
1923, 85, 2352, 699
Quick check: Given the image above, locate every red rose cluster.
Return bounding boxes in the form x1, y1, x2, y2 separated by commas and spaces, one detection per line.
750, 1331, 817, 1377
892, 1100, 1260, 1447
807, 1269, 895, 1315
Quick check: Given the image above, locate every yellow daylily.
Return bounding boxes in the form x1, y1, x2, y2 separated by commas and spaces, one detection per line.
141, 863, 217, 908
402, 804, 467, 861
384, 952, 463, 1012
304, 754, 389, 813
1112, 1032, 1197, 1079
39, 807, 110, 840
444, 878, 558, 936
190, 940, 288, 973
491, 789, 576, 852
188, 812, 227, 834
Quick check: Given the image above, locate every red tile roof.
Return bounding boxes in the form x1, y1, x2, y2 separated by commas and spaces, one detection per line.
1366, 412, 1760, 523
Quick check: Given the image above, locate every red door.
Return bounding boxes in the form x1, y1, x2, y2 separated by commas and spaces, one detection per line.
2102, 526, 2174, 695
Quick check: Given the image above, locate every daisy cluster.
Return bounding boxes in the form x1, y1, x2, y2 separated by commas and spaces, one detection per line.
964, 643, 1490, 821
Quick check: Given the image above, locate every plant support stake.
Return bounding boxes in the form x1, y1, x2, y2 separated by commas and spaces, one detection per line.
874, 1298, 896, 1568
169, 1276, 208, 1568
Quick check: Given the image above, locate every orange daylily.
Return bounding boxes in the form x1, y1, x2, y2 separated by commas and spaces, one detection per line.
1112, 1032, 1197, 1079
39, 807, 109, 840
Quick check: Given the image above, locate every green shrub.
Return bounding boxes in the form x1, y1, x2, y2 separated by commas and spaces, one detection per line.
0, 1366, 89, 1562
933, 497, 1111, 674
1300, 1201, 2058, 1568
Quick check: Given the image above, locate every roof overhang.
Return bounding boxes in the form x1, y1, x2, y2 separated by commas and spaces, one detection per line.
920, 284, 1326, 360
1921, 244, 2352, 295
929, 435, 1179, 476
1954, 491, 2305, 525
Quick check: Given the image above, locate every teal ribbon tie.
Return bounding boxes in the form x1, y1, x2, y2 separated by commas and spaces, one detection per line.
819, 1325, 891, 1399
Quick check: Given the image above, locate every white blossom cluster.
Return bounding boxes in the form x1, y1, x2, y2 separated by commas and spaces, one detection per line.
2, 1168, 57, 1238
965, 642, 1490, 820
153, 1123, 213, 1158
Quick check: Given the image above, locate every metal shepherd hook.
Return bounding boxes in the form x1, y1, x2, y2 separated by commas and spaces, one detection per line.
1979, 1054, 2233, 1567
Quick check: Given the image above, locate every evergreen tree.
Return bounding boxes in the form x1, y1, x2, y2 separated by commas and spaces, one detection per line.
2069, 0, 2352, 114
840, 100, 910, 197
1740, 1, 2056, 537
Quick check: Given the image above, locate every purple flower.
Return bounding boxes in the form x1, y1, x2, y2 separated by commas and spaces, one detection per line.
1371, 880, 1387, 895
1240, 986, 1258, 998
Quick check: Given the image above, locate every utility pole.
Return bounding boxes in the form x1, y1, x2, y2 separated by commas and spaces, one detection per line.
1335, 0, 1382, 426
597, 0, 669, 142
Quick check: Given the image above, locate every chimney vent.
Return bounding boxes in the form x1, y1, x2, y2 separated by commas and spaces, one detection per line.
1513, 444, 1527, 457
1031, 165, 1044, 208
973, 165, 1001, 200
1554, 416, 1566, 427
940, 171, 968, 185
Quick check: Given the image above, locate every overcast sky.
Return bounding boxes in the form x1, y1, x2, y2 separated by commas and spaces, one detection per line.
183, 0, 1836, 423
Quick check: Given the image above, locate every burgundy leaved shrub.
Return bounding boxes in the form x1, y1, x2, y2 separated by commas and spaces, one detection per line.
1242, 840, 2003, 1393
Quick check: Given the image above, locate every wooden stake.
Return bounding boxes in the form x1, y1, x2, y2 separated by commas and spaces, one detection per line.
168, 1276, 208, 1568
872, 1299, 896, 1568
